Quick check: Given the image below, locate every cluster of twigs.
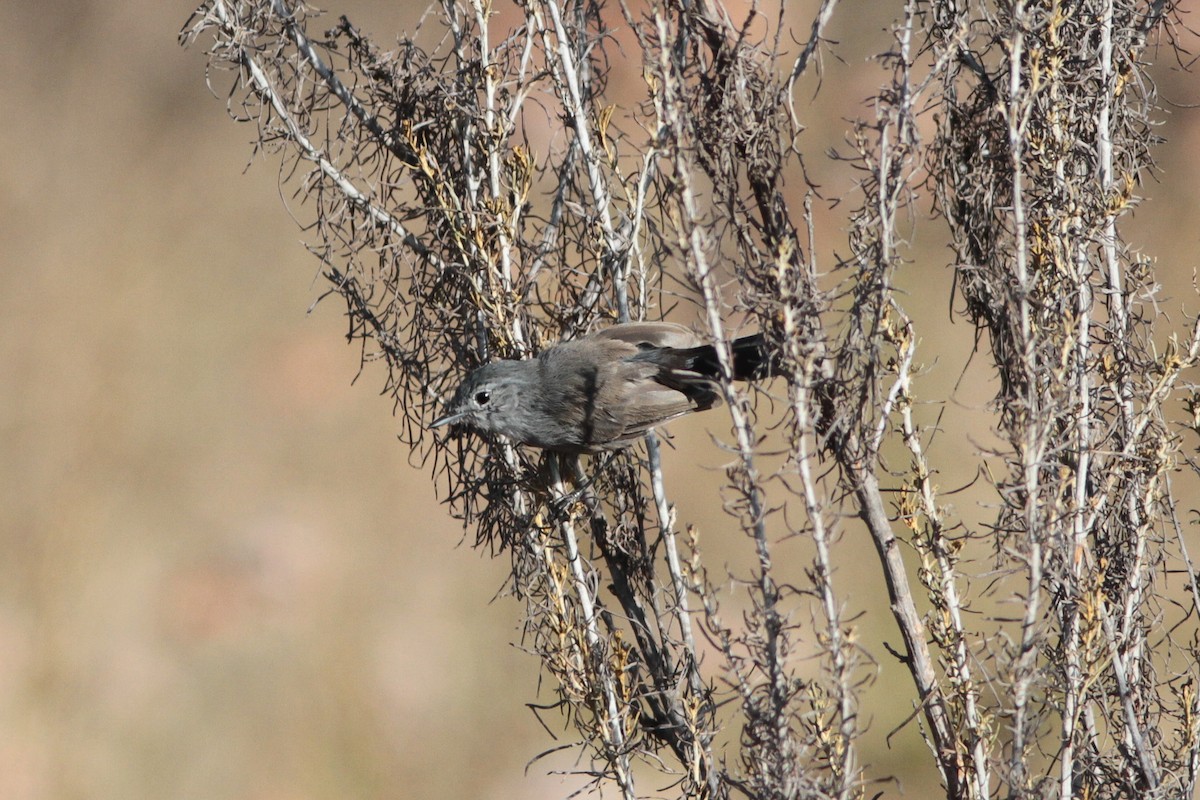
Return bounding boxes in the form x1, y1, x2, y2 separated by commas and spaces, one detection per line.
183, 0, 1200, 797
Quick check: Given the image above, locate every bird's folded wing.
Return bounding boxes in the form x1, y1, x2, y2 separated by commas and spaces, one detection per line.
587, 321, 702, 350
614, 387, 707, 440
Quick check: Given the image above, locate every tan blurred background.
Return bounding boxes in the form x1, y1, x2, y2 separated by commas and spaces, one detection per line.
1, 1, 1198, 799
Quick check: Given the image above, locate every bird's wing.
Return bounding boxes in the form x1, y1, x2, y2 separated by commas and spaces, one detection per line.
545, 323, 719, 451
594, 356, 719, 447
612, 388, 705, 438
586, 321, 703, 350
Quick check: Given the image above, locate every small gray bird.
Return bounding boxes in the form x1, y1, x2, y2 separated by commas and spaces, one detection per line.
430, 322, 774, 454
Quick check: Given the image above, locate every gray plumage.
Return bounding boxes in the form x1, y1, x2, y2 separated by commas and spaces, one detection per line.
431, 322, 774, 454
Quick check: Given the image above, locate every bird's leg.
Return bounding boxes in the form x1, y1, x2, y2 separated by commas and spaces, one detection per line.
547, 452, 615, 517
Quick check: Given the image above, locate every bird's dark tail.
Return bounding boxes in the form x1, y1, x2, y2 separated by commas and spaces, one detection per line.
673, 333, 778, 381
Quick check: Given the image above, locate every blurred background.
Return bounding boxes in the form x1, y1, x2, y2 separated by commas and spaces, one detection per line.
1, 1, 1198, 798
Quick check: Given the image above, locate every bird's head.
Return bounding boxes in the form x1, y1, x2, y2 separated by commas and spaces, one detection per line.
430, 361, 529, 440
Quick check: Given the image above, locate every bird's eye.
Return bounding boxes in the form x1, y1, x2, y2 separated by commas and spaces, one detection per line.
474, 390, 491, 406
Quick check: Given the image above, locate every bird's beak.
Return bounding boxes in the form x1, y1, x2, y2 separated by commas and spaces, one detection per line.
430, 410, 465, 429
